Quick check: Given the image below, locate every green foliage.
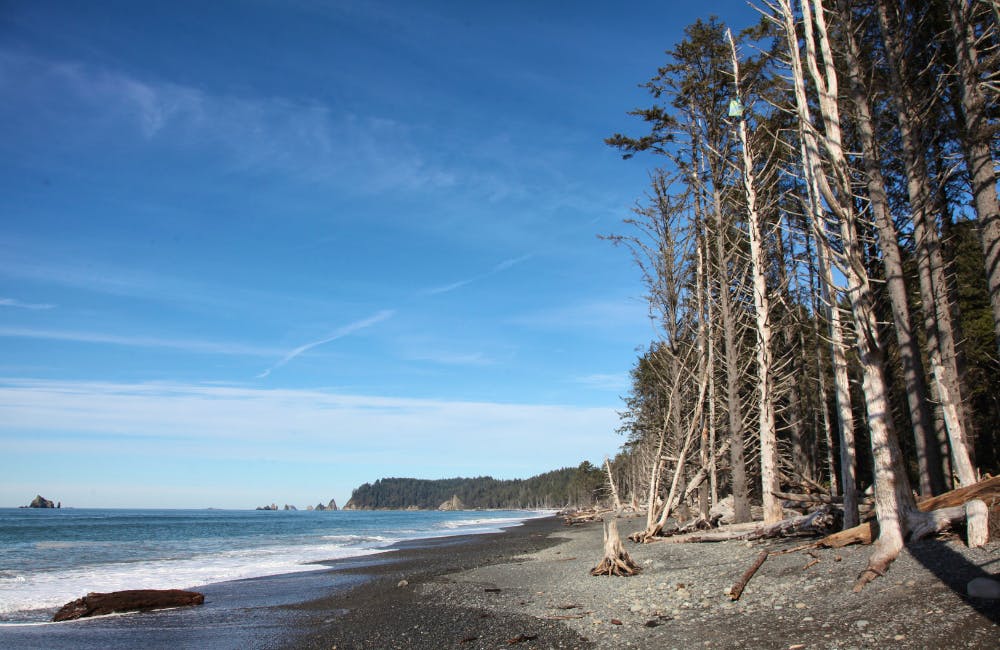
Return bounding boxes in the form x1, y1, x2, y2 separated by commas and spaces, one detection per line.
345, 463, 607, 510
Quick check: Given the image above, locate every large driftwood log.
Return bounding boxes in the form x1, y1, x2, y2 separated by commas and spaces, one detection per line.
591, 519, 640, 577
660, 507, 835, 544
819, 475, 999, 550
53, 589, 205, 621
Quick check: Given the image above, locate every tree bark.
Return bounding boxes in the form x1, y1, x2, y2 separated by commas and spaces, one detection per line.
728, 29, 782, 525
779, 0, 920, 584
877, 0, 977, 489
711, 185, 750, 523
837, 0, 943, 495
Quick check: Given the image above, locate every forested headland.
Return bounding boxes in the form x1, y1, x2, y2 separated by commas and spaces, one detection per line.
343, 463, 606, 510
600, 0, 1000, 587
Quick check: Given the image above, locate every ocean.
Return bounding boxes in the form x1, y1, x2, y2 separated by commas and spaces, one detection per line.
0, 507, 546, 625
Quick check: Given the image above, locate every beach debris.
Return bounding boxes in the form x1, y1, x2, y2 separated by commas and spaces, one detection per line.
396, 579, 409, 588
459, 636, 479, 644
506, 633, 538, 644
53, 589, 205, 621
590, 519, 641, 577
484, 587, 502, 593
729, 550, 770, 601
610, 619, 623, 625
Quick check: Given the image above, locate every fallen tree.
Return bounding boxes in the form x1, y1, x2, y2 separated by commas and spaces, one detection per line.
53, 589, 205, 621
817, 475, 999, 555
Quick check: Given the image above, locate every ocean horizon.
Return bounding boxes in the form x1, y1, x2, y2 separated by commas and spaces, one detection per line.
0, 507, 549, 624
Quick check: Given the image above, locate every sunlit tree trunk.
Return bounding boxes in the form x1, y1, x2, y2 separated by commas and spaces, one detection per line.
836, 0, 943, 495
728, 29, 782, 525
877, 0, 977, 488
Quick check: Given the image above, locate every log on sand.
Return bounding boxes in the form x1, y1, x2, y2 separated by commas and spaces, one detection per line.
53, 589, 205, 621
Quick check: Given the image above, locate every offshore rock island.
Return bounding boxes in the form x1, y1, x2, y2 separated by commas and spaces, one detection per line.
21, 495, 60, 508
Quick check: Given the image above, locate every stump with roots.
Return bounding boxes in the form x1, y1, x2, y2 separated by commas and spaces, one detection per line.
591, 519, 641, 577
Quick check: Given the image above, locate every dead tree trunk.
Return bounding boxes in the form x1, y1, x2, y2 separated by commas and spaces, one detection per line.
837, 0, 943, 495
728, 29, 782, 526
591, 519, 640, 577
605, 457, 623, 511
877, 0, 978, 491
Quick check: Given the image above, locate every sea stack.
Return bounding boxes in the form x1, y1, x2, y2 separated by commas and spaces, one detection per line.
28, 495, 56, 508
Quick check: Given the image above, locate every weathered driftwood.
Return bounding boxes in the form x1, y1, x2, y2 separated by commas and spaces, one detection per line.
729, 550, 769, 601
819, 475, 999, 551
591, 519, 640, 577
660, 507, 835, 544
53, 589, 205, 621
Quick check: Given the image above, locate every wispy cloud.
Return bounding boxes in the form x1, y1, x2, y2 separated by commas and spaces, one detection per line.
0, 378, 619, 464
421, 279, 475, 296
0, 297, 55, 310
419, 254, 531, 296
510, 297, 650, 333
574, 373, 630, 392
403, 350, 494, 366
491, 254, 532, 273
257, 310, 395, 378
0, 326, 279, 357
0, 50, 460, 193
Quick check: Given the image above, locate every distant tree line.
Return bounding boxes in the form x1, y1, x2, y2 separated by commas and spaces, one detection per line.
344, 463, 606, 510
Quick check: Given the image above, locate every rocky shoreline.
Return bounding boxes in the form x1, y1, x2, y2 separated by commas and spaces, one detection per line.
290, 514, 1000, 649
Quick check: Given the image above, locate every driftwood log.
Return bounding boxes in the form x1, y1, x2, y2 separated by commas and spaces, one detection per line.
591, 519, 640, 577
818, 475, 1000, 550
729, 550, 770, 601
656, 507, 835, 544
53, 589, 205, 621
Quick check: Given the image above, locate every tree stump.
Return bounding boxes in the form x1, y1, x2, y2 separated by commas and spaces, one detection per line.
591, 519, 640, 577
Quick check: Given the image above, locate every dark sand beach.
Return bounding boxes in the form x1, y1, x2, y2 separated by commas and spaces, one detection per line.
3, 515, 998, 649
290, 515, 1000, 649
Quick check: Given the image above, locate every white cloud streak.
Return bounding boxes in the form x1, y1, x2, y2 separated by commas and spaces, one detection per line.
0, 378, 619, 467
0, 326, 280, 357
0, 297, 55, 310
419, 254, 531, 296
257, 310, 395, 378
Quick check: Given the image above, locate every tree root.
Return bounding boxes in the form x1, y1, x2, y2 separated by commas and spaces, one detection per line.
591, 519, 640, 577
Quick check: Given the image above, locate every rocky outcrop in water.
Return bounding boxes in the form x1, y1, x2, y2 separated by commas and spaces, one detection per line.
53, 589, 204, 621
313, 498, 339, 511
283, 504, 297, 510
255, 503, 278, 511
26, 495, 56, 508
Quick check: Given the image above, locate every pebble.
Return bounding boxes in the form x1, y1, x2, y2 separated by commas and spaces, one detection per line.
854, 620, 869, 629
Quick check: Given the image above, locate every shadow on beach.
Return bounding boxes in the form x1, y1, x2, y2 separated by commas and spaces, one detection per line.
907, 537, 1000, 626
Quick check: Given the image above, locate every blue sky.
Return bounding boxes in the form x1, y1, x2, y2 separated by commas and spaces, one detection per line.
0, 0, 759, 508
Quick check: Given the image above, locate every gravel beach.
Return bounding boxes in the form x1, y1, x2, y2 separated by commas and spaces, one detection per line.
291, 514, 1000, 649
